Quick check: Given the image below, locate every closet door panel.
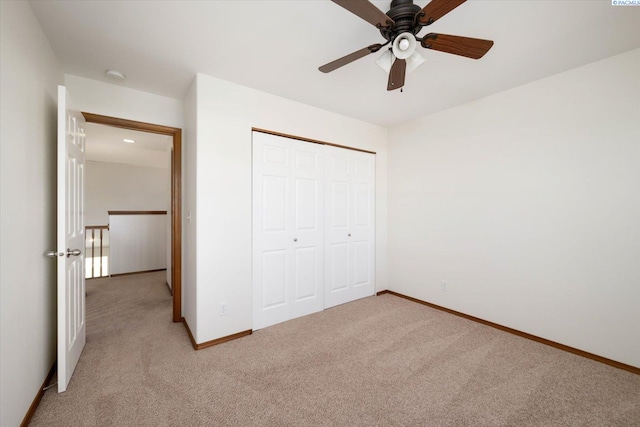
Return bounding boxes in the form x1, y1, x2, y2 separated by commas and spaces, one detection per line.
353, 241, 372, 287
325, 146, 375, 308
325, 148, 352, 307
253, 132, 324, 329
290, 142, 324, 319
295, 179, 318, 230
353, 182, 371, 228
262, 250, 288, 309
330, 181, 349, 228
351, 151, 376, 301
253, 134, 293, 328
293, 246, 317, 301
262, 176, 288, 232
329, 242, 349, 292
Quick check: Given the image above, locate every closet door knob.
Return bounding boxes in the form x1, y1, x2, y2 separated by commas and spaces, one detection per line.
293, 238, 298, 242
348, 233, 351, 237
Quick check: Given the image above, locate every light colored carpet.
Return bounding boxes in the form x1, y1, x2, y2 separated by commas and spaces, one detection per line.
31, 271, 640, 426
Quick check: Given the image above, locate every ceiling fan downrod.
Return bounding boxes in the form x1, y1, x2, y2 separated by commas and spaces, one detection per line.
379, 0, 422, 42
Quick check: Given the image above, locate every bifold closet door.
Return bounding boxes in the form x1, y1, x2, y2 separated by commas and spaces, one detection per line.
252, 132, 325, 330
325, 146, 375, 309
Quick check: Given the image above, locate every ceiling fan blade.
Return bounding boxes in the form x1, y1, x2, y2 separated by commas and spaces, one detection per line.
418, 0, 467, 26
331, 0, 394, 29
387, 58, 406, 91
421, 33, 493, 59
319, 44, 383, 73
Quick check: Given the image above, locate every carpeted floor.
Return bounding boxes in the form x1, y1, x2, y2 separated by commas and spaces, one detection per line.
31, 271, 640, 426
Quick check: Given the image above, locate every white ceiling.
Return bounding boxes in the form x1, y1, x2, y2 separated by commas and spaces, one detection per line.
85, 123, 171, 169
30, 1, 640, 127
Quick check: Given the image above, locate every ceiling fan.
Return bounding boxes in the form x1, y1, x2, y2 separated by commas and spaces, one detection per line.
319, 0, 494, 91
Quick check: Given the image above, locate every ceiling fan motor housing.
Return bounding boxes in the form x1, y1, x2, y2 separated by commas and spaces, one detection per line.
380, 0, 422, 42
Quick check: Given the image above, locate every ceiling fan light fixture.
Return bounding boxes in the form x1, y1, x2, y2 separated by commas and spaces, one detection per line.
406, 51, 425, 74
392, 32, 416, 60
375, 49, 394, 73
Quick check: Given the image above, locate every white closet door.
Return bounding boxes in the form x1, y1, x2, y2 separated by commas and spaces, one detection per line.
325, 146, 375, 309
252, 132, 324, 330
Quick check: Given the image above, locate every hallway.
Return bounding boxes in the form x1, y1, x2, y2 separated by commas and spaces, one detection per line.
32, 271, 186, 425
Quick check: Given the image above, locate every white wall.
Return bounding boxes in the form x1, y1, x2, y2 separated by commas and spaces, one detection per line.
110, 214, 167, 275
188, 74, 388, 344
0, 2, 63, 425
388, 48, 640, 368
64, 74, 184, 129
85, 160, 170, 225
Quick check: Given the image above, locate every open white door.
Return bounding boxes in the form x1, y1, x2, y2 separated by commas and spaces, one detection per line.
56, 85, 86, 392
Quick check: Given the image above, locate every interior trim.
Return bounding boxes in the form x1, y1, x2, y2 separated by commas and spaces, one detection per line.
83, 112, 180, 135
183, 318, 252, 351
252, 127, 376, 155
110, 268, 167, 278
20, 362, 56, 427
82, 112, 183, 322
182, 317, 197, 348
377, 290, 640, 375
108, 210, 167, 215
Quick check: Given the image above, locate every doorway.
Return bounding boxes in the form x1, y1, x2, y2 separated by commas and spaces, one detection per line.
82, 112, 183, 322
